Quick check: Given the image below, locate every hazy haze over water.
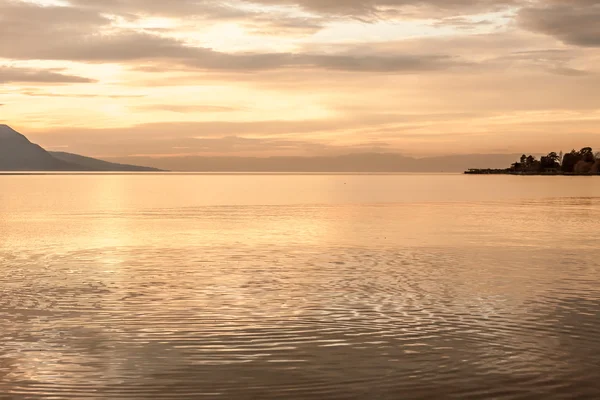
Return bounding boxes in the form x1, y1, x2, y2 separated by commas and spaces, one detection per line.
1, 174, 599, 399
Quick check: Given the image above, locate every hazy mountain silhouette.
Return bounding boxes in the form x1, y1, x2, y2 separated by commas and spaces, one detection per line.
0, 125, 160, 172
112, 153, 525, 173
0, 124, 78, 171
50, 151, 161, 172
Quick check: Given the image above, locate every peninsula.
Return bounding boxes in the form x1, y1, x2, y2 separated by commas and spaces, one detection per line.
465, 148, 600, 175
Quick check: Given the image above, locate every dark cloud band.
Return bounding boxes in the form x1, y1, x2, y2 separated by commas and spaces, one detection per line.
0, 66, 95, 84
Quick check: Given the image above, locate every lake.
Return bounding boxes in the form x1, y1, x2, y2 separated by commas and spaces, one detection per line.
1, 174, 599, 399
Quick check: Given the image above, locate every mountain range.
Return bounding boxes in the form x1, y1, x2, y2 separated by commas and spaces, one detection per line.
0, 125, 160, 172
2, 124, 524, 172
109, 153, 523, 173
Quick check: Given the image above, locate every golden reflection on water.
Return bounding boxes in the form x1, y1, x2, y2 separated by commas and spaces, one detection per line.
0, 175, 600, 399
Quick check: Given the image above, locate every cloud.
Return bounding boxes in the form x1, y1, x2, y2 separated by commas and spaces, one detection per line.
71, 0, 253, 18
16, 90, 145, 98
23, 113, 456, 158
0, 24, 466, 72
158, 135, 337, 155
28, 124, 367, 157
4, 0, 588, 77
3, 0, 600, 159
69, 0, 518, 19
24, 103, 600, 158
0, 66, 95, 84
133, 104, 240, 113
482, 48, 594, 76
0, 0, 109, 38
70, 0, 327, 35
245, 0, 519, 18
430, 16, 497, 31
519, 2, 600, 47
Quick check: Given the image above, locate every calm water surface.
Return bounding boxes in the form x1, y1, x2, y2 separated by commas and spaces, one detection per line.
0, 174, 599, 399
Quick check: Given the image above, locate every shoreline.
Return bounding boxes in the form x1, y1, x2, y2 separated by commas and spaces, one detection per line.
464, 169, 599, 176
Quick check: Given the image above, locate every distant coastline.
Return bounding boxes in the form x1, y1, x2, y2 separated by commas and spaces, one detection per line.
465, 148, 600, 176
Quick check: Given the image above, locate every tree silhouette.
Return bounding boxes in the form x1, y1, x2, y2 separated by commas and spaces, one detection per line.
547, 152, 560, 162
470, 147, 599, 175
580, 147, 595, 163
520, 154, 527, 164
541, 152, 560, 170
526, 155, 536, 166
561, 150, 581, 173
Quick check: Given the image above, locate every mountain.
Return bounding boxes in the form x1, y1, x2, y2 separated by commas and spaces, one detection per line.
50, 151, 161, 172
0, 124, 78, 171
109, 153, 524, 173
0, 125, 161, 172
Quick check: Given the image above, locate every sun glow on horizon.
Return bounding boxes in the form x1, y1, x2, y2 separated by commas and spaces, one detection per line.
1, 0, 599, 158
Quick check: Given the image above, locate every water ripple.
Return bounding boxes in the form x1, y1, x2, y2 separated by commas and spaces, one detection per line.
1, 245, 599, 399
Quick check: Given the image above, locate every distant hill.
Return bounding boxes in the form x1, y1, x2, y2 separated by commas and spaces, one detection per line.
109, 153, 524, 173
0, 124, 161, 172
0, 124, 78, 171
50, 151, 161, 172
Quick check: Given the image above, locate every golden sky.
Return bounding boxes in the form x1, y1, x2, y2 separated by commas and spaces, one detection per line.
1, 0, 599, 158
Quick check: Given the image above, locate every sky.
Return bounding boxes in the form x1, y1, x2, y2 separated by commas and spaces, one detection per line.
1, 0, 599, 159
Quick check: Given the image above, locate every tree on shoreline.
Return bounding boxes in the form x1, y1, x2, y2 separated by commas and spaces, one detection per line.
541, 152, 560, 170
561, 148, 598, 174
509, 148, 598, 174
